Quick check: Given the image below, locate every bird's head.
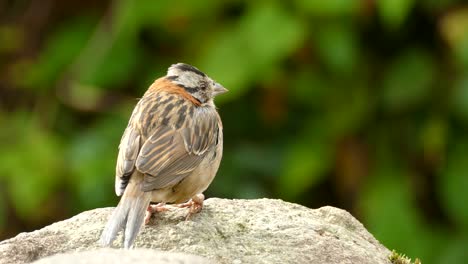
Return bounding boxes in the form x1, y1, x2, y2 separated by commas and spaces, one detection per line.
166, 63, 228, 104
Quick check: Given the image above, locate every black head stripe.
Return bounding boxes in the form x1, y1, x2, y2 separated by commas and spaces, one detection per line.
180, 84, 199, 94
175, 63, 206, 77
166, 75, 178, 81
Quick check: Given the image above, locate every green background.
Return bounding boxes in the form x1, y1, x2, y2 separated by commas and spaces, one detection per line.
1, 0, 468, 263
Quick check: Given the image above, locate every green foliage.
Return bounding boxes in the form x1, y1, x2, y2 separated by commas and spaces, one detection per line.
68, 115, 127, 210
377, 0, 415, 29
360, 166, 442, 261
0, 112, 64, 220
199, 2, 305, 99
20, 17, 97, 90
389, 250, 422, 264
1, 1, 468, 263
295, 0, 358, 17
314, 24, 359, 73
452, 76, 468, 123
381, 49, 435, 112
436, 236, 468, 263
279, 121, 333, 199
438, 138, 468, 229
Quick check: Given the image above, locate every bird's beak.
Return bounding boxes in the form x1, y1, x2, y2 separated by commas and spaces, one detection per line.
213, 83, 228, 96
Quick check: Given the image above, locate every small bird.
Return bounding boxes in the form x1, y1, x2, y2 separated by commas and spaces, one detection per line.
100, 63, 227, 248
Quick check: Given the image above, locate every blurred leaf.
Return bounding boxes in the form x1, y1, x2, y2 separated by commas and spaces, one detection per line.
65, 82, 105, 111
420, 116, 447, 161
210, 141, 280, 200
436, 236, 468, 264
232, 143, 283, 176
451, 75, 468, 124
360, 167, 444, 262
68, 115, 127, 210
235, 181, 268, 199
438, 138, 468, 229
199, 2, 305, 100
278, 121, 333, 200
208, 143, 272, 199
289, 68, 327, 108
364, 128, 450, 262
377, 0, 415, 29
0, 196, 5, 230
454, 33, 468, 69
314, 24, 359, 73
114, 0, 169, 35
291, 75, 372, 138
325, 83, 372, 137
0, 112, 63, 220
239, 3, 305, 71
439, 8, 468, 68
295, 0, 358, 17
208, 152, 246, 199
0, 25, 23, 54
77, 35, 140, 88
382, 49, 436, 112
114, 0, 220, 35
423, 0, 459, 12
19, 16, 97, 90
198, 28, 251, 99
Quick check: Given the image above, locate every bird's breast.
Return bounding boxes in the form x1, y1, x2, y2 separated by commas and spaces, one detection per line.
149, 134, 223, 204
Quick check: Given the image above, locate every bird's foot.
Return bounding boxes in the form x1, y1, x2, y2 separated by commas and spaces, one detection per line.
144, 203, 169, 224
177, 193, 205, 220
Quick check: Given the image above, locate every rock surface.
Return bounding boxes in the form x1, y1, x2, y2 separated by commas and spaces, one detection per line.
0, 198, 391, 264
31, 249, 212, 264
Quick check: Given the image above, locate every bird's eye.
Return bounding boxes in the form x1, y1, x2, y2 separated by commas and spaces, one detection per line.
200, 81, 208, 90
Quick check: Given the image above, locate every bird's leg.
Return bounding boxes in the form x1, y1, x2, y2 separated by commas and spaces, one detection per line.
144, 202, 169, 224
177, 193, 205, 220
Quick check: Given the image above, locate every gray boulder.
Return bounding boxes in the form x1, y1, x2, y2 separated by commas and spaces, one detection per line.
0, 198, 391, 264
31, 249, 213, 264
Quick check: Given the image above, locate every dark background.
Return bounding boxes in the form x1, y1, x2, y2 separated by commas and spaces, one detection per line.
1, 1, 468, 263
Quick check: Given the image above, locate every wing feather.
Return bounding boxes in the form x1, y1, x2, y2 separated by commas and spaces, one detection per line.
136, 105, 220, 191
115, 127, 141, 196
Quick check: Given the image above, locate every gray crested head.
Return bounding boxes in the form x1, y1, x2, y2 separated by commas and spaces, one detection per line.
166, 63, 228, 104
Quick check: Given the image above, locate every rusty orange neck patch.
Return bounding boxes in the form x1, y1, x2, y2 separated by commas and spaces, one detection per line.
147, 77, 201, 106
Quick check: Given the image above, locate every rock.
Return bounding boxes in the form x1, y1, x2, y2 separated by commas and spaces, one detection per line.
31, 248, 213, 264
0, 198, 392, 264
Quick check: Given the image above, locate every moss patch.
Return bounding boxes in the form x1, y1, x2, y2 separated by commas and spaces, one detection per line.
389, 250, 421, 264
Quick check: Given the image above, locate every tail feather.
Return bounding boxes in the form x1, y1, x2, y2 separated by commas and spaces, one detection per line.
123, 193, 151, 248
100, 182, 151, 248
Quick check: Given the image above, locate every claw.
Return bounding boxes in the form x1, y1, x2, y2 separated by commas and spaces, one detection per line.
144, 203, 169, 224
177, 194, 205, 220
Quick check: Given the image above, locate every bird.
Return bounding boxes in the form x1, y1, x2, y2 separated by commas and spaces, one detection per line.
100, 63, 227, 248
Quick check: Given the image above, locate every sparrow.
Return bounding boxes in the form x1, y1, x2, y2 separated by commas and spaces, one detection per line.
100, 63, 227, 248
